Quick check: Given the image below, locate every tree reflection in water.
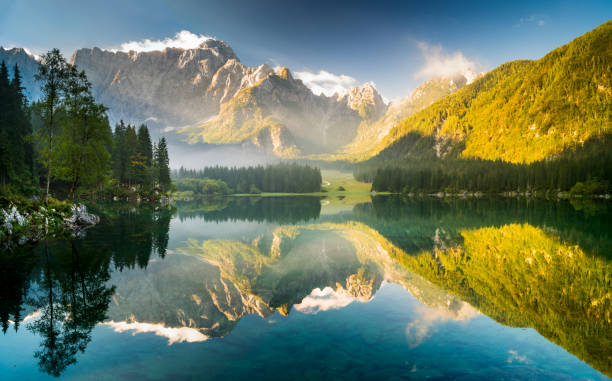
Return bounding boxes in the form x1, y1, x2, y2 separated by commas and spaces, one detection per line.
1, 204, 173, 377
26, 243, 114, 377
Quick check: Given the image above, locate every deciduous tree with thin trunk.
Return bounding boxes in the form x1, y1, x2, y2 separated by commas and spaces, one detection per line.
54, 66, 112, 199
34, 49, 68, 202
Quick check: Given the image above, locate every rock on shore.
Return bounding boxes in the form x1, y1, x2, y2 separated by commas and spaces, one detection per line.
0, 201, 100, 248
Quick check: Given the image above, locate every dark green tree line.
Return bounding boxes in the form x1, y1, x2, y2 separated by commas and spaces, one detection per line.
111, 123, 170, 192
174, 163, 322, 193
363, 134, 611, 195
0, 61, 35, 192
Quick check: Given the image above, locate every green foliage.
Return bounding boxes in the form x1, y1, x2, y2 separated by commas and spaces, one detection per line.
570, 178, 609, 196
175, 163, 322, 193
53, 66, 112, 198
33, 48, 70, 201
175, 178, 232, 197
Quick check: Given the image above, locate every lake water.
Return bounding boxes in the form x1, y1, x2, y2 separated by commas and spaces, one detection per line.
1, 196, 610, 380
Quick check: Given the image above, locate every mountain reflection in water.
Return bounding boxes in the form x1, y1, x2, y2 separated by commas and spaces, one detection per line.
0, 196, 609, 380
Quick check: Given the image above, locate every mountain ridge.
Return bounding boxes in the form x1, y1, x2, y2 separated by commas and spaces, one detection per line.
363, 20, 612, 164
0, 46, 41, 100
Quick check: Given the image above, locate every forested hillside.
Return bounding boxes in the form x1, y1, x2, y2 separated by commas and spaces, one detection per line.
366, 20, 611, 164
357, 21, 612, 194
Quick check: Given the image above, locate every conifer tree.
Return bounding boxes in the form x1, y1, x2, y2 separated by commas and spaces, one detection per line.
154, 137, 171, 192
111, 120, 127, 183
136, 124, 153, 188
0, 62, 34, 191
0, 61, 11, 187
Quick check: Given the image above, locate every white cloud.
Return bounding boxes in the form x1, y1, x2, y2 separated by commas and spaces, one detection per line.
8, 310, 41, 325
294, 70, 358, 97
415, 42, 478, 84
103, 320, 208, 345
513, 15, 546, 28
294, 287, 362, 314
521, 15, 536, 24
405, 301, 479, 348
507, 349, 530, 364
111, 30, 212, 53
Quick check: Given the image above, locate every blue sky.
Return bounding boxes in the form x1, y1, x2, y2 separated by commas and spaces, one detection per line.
0, 0, 610, 99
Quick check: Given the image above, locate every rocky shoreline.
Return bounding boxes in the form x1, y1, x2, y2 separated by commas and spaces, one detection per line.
0, 200, 100, 249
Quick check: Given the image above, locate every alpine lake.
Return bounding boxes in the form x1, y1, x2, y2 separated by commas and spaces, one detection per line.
1, 195, 610, 380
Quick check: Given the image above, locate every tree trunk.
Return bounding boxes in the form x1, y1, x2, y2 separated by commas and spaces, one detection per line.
69, 173, 79, 200
45, 115, 54, 203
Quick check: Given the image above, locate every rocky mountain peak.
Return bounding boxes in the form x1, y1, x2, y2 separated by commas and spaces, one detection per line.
0, 46, 42, 99
198, 39, 237, 60
275, 66, 293, 81
69, 39, 247, 127
342, 81, 387, 121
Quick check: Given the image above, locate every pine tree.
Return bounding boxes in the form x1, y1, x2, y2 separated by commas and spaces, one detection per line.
136, 124, 153, 188
124, 125, 138, 186
0, 61, 11, 187
10, 64, 35, 190
154, 137, 171, 192
0, 62, 34, 192
111, 120, 127, 183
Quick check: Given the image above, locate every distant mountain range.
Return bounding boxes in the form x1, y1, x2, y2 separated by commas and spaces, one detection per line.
0, 38, 464, 158
0, 47, 42, 100
2, 20, 610, 164
71, 44, 390, 155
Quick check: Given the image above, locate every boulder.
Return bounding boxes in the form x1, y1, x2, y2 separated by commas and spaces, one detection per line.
66, 204, 100, 227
